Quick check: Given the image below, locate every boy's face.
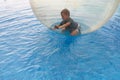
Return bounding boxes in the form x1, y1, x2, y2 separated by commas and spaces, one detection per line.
61, 13, 69, 20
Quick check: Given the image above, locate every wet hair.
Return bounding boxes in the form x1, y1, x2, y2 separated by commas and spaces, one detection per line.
61, 8, 70, 16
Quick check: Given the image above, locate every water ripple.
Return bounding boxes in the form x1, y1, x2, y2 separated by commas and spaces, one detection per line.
0, 0, 120, 80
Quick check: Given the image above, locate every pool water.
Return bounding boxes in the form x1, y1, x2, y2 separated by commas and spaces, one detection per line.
0, 0, 120, 80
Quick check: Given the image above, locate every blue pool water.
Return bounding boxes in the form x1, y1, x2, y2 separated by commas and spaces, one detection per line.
0, 0, 120, 80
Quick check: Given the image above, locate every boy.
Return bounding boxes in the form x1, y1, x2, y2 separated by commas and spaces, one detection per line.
54, 8, 80, 36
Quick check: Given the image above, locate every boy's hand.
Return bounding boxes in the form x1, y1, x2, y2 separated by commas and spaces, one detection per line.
61, 27, 65, 30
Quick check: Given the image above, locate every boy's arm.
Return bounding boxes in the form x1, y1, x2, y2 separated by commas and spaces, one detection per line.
59, 22, 71, 29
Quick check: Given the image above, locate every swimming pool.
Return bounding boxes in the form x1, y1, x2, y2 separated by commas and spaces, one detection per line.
0, 0, 120, 80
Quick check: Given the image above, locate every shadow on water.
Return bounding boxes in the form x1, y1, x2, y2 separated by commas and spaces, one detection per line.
34, 28, 85, 79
